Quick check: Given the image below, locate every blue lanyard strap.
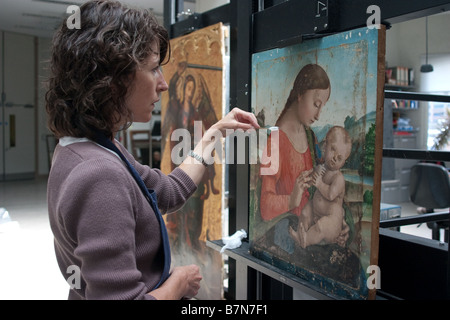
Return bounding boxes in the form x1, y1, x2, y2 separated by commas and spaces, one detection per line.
94, 132, 171, 290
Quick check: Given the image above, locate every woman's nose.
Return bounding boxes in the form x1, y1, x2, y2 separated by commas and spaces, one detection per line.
158, 70, 169, 92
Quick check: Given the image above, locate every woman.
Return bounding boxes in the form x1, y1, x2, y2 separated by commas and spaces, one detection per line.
46, 0, 258, 300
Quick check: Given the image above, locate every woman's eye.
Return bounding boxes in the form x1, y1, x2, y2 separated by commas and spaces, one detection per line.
148, 65, 160, 74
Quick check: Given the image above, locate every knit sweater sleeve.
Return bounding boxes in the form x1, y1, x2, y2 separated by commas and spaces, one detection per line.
130, 154, 198, 215
61, 159, 154, 300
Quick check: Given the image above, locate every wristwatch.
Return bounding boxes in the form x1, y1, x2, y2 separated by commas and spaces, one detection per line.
188, 150, 209, 167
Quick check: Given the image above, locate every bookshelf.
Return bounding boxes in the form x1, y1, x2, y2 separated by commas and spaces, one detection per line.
385, 83, 420, 136
385, 66, 414, 87
382, 96, 420, 203
382, 67, 422, 203
392, 99, 420, 135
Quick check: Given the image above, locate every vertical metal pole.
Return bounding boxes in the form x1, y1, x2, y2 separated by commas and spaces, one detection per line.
1, 31, 6, 182
163, 0, 175, 35
448, 215, 450, 299
258, 0, 264, 11
176, 0, 184, 18
164, 0, 185, 37
425, 17, 429, 65
228, 0, 256, 300
34, 37, 38, 178
229, 0, 254, 233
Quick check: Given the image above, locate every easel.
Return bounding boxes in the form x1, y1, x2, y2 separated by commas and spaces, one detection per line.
164, 0, 450, 300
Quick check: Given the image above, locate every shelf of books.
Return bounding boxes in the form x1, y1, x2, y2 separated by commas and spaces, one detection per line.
391, 99, 420, 136
386, 66, 414, 87
392, 99, 419, 109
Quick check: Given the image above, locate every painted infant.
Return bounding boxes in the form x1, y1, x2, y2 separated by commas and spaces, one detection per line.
290, 126, 352, 248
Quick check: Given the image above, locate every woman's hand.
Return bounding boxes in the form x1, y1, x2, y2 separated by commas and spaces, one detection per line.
210, 107, 260, 136
180, 108, 260, 185
172, 265, 203, 299
149, 264, 202, 300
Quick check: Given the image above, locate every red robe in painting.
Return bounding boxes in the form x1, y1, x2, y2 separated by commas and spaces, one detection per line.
260, 129, 315, 221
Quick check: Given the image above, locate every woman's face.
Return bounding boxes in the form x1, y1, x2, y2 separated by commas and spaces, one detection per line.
295, 88, 330, 127
126, 42, 169, 123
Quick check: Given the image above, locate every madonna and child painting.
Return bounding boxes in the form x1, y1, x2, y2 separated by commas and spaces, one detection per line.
249, 26, 386, 299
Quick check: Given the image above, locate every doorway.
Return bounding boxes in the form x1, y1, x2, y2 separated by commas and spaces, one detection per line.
0, 31, 36, 181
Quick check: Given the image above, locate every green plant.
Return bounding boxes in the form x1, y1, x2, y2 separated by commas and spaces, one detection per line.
432, 108, 450, 151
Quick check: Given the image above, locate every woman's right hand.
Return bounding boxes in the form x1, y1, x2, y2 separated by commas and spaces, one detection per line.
149, 264, 202, 300
180, 108, 260, 185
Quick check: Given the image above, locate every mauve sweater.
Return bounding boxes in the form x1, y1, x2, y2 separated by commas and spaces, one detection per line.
47, 138, 197, 300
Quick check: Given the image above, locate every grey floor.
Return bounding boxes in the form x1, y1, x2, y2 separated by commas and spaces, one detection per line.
0, 177, 68, 300
0, 177, 443, 300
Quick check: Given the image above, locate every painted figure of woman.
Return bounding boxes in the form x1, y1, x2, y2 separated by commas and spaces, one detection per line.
260, 64, 330, 221
163, 66, 219, 252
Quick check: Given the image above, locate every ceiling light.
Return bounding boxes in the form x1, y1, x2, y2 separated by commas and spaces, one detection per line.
420, 17, 434, 73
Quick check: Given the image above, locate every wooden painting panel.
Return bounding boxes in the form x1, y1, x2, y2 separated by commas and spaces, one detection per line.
249, 26, 386, 299
161, 23, 226, 300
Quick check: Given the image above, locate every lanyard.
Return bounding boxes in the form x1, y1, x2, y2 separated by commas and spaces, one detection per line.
94, 131, 171, 290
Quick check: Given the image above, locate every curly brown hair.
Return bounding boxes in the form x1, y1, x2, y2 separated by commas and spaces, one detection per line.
45, 0, 170, 140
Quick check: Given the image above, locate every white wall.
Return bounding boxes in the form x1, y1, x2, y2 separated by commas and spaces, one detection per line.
385, 12, 450, 149
420, 53, 450, 92
385, 12, 450, 90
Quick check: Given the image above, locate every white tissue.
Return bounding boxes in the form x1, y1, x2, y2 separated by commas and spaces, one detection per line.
220, 229, 247, 253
